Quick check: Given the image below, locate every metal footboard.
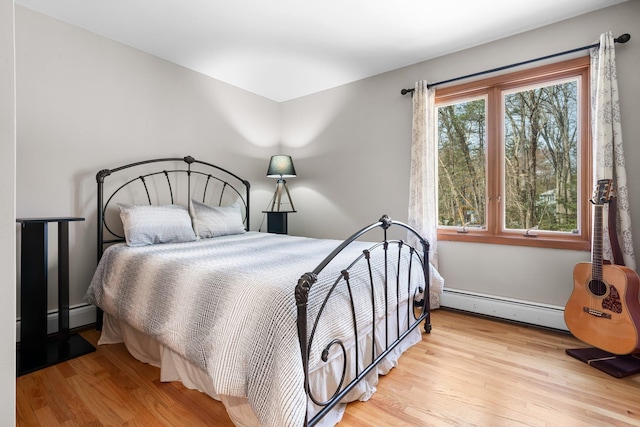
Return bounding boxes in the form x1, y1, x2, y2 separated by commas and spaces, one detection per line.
295, 215, 431, 426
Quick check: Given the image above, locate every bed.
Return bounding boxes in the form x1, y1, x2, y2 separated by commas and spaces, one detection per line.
85, 155, 444, 427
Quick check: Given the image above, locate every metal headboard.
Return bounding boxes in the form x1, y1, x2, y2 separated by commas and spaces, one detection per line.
96, 155, 251, 262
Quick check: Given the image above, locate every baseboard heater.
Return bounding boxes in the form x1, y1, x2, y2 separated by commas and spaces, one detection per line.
17, 292, 568, 341
440, 288, 568, 331
16, 303, 96, 343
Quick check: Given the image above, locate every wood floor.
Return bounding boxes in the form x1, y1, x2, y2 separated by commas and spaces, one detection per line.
16, 309, 640, 426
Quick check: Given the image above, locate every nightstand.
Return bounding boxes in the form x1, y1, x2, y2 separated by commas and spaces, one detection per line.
263, 211, 295, 234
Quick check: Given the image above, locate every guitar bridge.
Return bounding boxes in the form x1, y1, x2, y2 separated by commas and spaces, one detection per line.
582, 307, 612, 319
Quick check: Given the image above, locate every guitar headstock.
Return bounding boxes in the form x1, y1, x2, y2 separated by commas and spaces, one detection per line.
591, 178, 613, 205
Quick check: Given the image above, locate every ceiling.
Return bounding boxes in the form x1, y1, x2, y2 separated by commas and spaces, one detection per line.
15, 0, 628, 102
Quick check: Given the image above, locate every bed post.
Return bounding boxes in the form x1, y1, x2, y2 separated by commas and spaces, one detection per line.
95, 168, 111, 330
245, 181, 251, 231
184, 156, 194, 206
295, 271, 317, 427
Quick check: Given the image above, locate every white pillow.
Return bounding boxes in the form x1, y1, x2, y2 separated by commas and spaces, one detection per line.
190, 199, 246, 238
118, 204, 197, 247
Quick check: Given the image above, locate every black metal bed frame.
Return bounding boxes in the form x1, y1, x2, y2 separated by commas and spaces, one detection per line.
94, 155, 431, 427
296, 215, 431, 426
96, 155, 250, 249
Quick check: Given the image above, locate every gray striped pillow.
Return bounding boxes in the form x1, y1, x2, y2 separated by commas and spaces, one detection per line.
118, 204, 197, 246
190, 199, 246, 238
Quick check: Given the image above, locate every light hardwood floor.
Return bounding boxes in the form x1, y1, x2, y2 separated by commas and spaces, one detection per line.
16, 309, 640, 426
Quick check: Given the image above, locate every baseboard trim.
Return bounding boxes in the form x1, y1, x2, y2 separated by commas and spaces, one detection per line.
16, 304, 97, 342
440, 288, 568, 331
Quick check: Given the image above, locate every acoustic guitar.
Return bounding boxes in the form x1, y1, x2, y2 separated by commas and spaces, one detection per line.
564, 179, 640, 355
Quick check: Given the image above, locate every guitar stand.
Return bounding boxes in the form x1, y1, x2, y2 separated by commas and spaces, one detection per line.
566, 347, 640, 378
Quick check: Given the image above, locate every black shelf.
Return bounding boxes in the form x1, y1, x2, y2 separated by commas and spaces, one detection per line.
16, 217, 95, 376
262, 211, 295, 234
17, 334, 96, 376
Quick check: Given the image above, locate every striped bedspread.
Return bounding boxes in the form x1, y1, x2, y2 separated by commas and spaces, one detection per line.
85, 231, 433, 426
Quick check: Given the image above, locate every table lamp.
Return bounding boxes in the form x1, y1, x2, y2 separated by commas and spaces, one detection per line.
266, 155, 296, 212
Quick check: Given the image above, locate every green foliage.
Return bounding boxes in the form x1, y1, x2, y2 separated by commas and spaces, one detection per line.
438, 99, 486, 227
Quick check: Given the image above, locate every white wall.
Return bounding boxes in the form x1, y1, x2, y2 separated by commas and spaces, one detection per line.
281, 1, 640, 316
1, 0, 16, 422
15, 6, 281, 318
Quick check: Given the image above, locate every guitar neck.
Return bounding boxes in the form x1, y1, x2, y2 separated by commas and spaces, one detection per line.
592, 204, 604, 280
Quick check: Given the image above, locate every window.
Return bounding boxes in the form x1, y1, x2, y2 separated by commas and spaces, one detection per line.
436, 57, 591, 250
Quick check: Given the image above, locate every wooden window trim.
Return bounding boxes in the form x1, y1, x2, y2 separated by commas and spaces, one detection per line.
436, 56, 591, 251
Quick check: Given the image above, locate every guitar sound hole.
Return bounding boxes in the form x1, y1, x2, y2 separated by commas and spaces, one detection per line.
588, 279, 608, 297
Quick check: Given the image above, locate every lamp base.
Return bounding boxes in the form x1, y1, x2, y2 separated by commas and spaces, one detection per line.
263, 211, 295, 234
268, 179, 296, 212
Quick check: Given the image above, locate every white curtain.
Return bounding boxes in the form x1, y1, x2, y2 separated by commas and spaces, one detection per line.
408, 80, 438, 268
590, 31, 636, 270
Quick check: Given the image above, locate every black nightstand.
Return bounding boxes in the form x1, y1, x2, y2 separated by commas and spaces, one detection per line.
16, 217, 95, 376
263, 211, 295, 234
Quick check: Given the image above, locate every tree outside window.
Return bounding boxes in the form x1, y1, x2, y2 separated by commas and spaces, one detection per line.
436, 57, 591, 250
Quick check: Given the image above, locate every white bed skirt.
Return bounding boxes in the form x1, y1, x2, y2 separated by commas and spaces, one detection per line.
99, 306, 426, 427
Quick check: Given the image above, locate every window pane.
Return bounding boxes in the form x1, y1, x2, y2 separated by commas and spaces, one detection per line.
437, 98, 486, 228
503, 80, 578, 232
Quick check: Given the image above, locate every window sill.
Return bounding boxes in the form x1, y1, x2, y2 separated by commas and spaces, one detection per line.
437, 230, 590, 251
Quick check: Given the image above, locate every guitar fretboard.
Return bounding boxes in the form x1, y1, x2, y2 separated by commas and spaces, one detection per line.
592, 204, 604, 282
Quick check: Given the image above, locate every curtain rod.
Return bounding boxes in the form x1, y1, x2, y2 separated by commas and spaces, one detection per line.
400, 33, 630, 96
